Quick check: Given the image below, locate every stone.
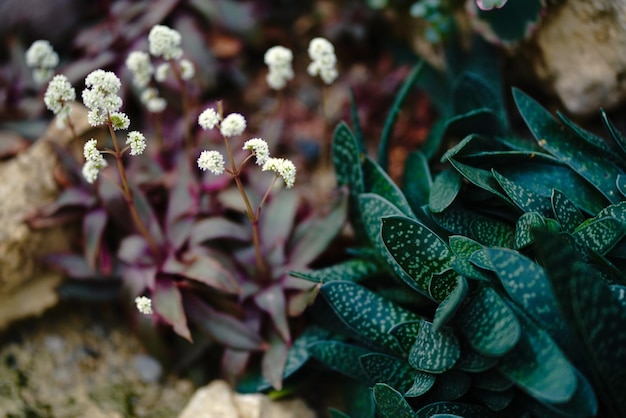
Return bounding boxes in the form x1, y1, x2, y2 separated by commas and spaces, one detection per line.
177, 380, 240, 418
528, 0, 626, 115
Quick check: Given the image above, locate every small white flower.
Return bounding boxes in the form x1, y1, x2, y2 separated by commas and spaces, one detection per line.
262, 157, 296, 189
110, 112, 130, 130
126, 51, 154, 89
308, 37, 334, 61
44, 75, 75, 115
179, 59, 195, 80
320, 67, 338, 84
87, 108, 107, 127
264, 46, 294, 90
198, 108, 221, 130
243, 138, 270, 166
82, 155, 108, 184
33, 68, 55, 85
25, 40, 59, 69
264, 46, 293, 67
220, 113, 246, 137
154, 63, 170, 82
82, 69, 123, 126
148, 25, 183, 60
197, 150, 225, 175
126, 131, 147, 156
135, 296, 153, 315
146, 97, 167, 113
307, 37, 338, 85
83, 138, 100, 162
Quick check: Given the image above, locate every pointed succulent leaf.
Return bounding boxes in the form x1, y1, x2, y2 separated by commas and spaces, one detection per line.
573, 216, 626, 255
405, 372, 437, 397
514, 211, 546, 249
433, 275, 469, 331
373, 383, 417, 418
162, 252, 240, 294
457, 149, 560, 166
446, 108, 503, 137
260, 190, 299, 262
470, 217, 515, 247
497, 309, 577, 404
333, 122, 364, 194
415, 402, 496, 418
83, 208, 107, 270
617, 174, 626, 198
453, 72, 507, 130
457, 286, 521, 356
557, 110, 619, 159
381, 215, 453, 296
189, 218, 251, 246
349, 88, 365, 152
408, 321, 460, 373
290, 258, 380, 284
600, 108, 626, 157
403, 151, 432, 212
320, 281, 420, 353
424, 370, 471, 401
428, 269, 458, 302
430, 207, 476, 237
455, 338, 499, 373
596, 201, 626, 223
471, 387, 515, 412
551, 189, 585, 233
389, 321, 422, 355
536, 369, 598, 418
492, 170, 552, 215
450, 257, 493, 282
429, 169, 462, 214
307, 340, 372, 382
363, 156, 415, 218
360, 353, 420, 393
513, 88, 623, 203
448, 235, 482, 257
255, 284, 290, 343
446, 158, 511, 204
152, 280, 191, 341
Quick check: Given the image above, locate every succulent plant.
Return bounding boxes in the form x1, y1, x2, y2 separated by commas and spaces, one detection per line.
289, 43, 626, 417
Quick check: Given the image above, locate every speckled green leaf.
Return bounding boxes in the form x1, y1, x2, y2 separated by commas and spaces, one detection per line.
497, 309, 577, 404
363, 156, 415, 218
429, 169, 463, 213
425, 370, 471, 401
373, 383, 418, 418
416, 401, 495, 418
349, 89, 365, 153
551, 189, 585, 233
468, 249, 492, 271
457, 150, 559, 166
433, 276, 469, 331
457, 286, 521, 357
333, 122, 364, 193
381, 216, 454, 295
514, 212, 546, 249
597, 201, 626, 223
558, 110, 618, 158
405, 372, 437, 397
448, 235, 482, 257
290, 259, 380, 284
390, 320, 422, 355
513, 88, 623, 203
360, 353, 420, 394
307, 340, 372, 382
617, 175, 626, 198
320, 281, 420, 354
429, 269, 460, 302
446, 108, 503, 137
492, 170, 552, 215
470, 217, 515, 247
446, 158, 511, 204
471, 387, 515, 411
455, 339, 499, 373
601, 108, 626, 158
453, 72, 508, 131
408, 321, 460, 373
450, 257, 492, 282
431, 207, 476, 237
573, 216, 626, 255
536, 370, 598, 418
403, 151, 432, 212
611, 285, 626, 306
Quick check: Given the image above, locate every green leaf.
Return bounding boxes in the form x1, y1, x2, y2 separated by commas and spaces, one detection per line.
551, 189, 584, 233
534, 370, 598, 418
472, 369, 514, 391
457, 286, 521, 357
433, 276, 469, 331
475, 0, 543, 43
428, 169, 462, 213
360, 353, 420, 393
363, 156, 415, 218
446, 158, 511, 204
557, 111, 619, 160
455, 338, 499, 372
381, 216, 454, 295
470, 217, 515, 247
453, 72, 507, 131
320, 281, 420, 353
349, 88, 365, 153
573, 216, 626, 255
497, 309, 577, 404
416, 402, 496, 418
471, 388, 515, 411
450, 257, 493, 282
422, 370, 471, 401
596, 201, 626, 223
152, 280, 191, 341
617, 174, 626, 198
329, 408, 352, 418
514, 211, 546, 249
405, 372, 437, 397
402, 151, 432, 212
446, 108, 503, 137
333, 122, 364, 194
408, 321, 460, 373
492, 170, 553, 215
601, 108, 626, 158
379, 62, 424, 171
430, 207, 476, 237
373, 383, 417, 418
513, 88, 622, 203
448, 235, 482, 257
429, 269, 462, 302
307, 341, 372, 382
290, 259, 380, 284
389, 320, 422, 355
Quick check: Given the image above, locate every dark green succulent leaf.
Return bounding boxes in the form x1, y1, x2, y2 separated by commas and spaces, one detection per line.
457, 150, 560, 166
320, 281, 420, 353
329, 408, 352, 418
596, 201, 626, 223
551, 189, 585, 233
415, 402, 496, 418
457, 286, 521, 357
408, 321, 460, 373
433, 276, 469, 331
349, 88, 365, 153
403, 151, 432, 212
611, 285, 626, 306
453, 72, 507, 130
470, 217, 515, 247
468, 249, 492, 271
455, 338, 499, 373
381, 215, 454, 295
471, 387, 515, 411
405, 372, 437, 397
389, 320, 422, 355
472, 368, 514, 392
450, 257, 493, 282
573, 216, 626, 255
424, 370, 471, 401
429, 269, 461, 302
446, 108, 503, 137
360, 353, 420, 394
429, 169, 463, 214
533, 371, 598, 418
290, 259, 380, 284
557, 111, 619, 160
344, 381, 376, 418
448, 235, 482, 257
441, 133, 491, 162
600, 108, 626, 158
379, 62, 424, 172
492, 170, 553, 215
373, 383, 417, 418
497, 308, 577, 404
333, 122, 364, 193
513, 88, 623, 203
363, 156, 415, 218
430, 207, 476, 237
446, 158, 511, 204
617, 174, 626, 198
307, 341, 373, 382
153, 280, 191, 341
537, 232, 626, 416
421, 117, 448, 161
514, 211, 546, 249
476, 0, 543, 43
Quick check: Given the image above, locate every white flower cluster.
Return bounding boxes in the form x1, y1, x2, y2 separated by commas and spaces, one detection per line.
264, 46, 294, 90
198, 108, 246, 137
262, 158, 296, 189
82, 69, 128, 128
126, 131, 147, 156
135, 296, 153, 315
307, 37, 338, 85
25, 40, 59, 85
148, 25, 183, 60
126, 51, 153, 89
82, 138, 108, 184
197, 150, 225, 175
44, 74, 75, 128
243, 138, 270, 166
140, 88, 166, 113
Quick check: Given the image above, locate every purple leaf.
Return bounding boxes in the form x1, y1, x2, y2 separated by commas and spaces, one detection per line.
261, 329, 289, 391
43, 253, 97, 279
188, 217, 251, 246
83, 208, 107, 270
131, 183, 165, 247
166, 154, 198, 228
162, 251, 240, 294
260, 191, 299, 266
120, 265, 157, 296
185, 294, 266, 351
254, 284, 290, 344
222, 348, 252, 386
118, 235, 154, 265
152, 279, 192, 342
40, 188, 97, 217
167, 216, 193, 251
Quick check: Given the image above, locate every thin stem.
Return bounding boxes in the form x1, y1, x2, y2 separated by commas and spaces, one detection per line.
106, 119, 161, 260
170, 61, 193, 155
256, 176, 279, 218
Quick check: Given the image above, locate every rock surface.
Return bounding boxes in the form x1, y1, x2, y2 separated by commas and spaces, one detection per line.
528, 0, 626, 115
